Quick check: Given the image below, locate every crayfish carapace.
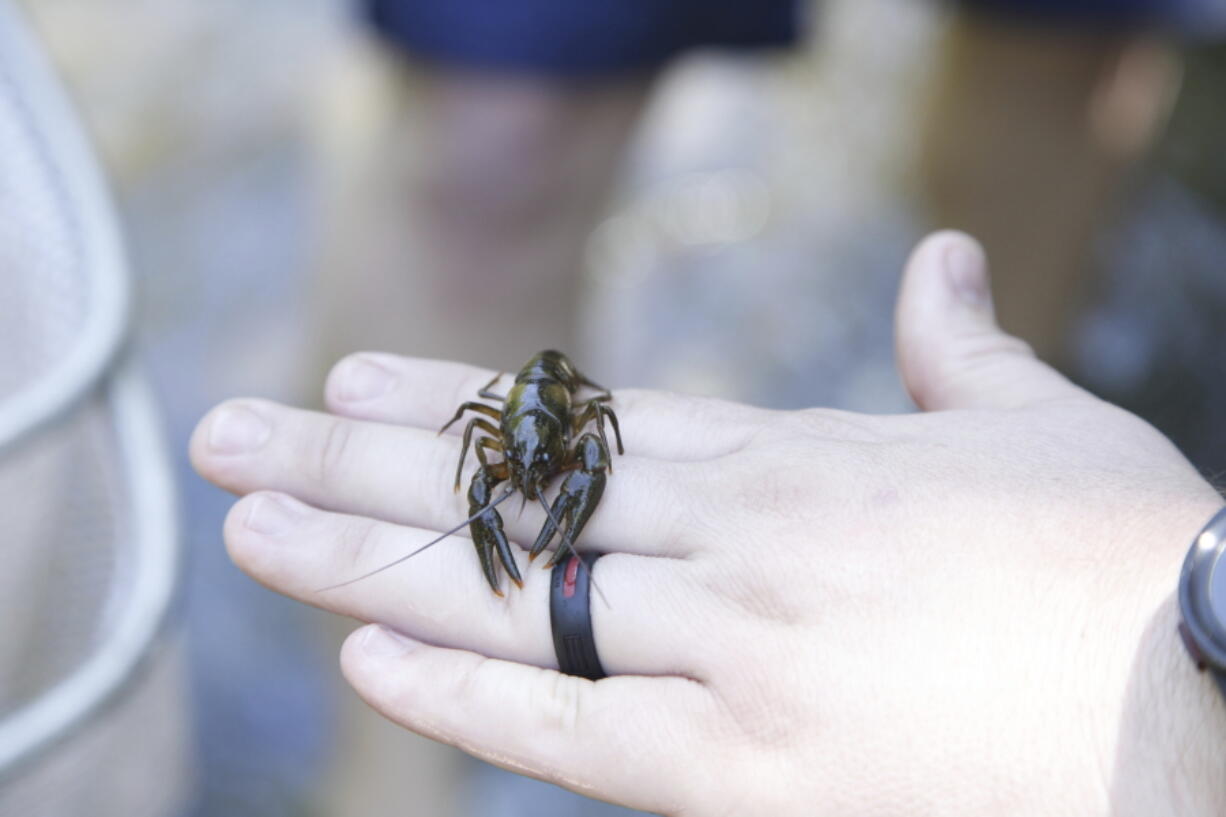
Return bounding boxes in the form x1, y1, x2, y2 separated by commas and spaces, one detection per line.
322, 351, 622, 596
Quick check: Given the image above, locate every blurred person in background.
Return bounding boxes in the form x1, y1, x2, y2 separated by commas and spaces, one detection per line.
316, 0, 1199, 372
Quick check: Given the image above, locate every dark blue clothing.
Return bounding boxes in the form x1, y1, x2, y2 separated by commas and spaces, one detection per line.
367, 0, 799, 75
366, 0, 1224, 76
955, 0, 1225, 33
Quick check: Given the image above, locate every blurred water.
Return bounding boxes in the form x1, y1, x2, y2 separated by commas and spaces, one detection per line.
123, 146, 335, 817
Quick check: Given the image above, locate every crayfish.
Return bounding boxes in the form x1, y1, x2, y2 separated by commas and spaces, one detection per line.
323, 351, 622, 595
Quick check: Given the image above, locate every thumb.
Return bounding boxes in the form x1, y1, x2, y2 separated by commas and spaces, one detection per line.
894, 230, 1084, 412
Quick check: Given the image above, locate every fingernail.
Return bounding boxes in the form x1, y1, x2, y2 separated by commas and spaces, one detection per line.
361, 625, 417, 657
336, 357, 395, 402
245, 493, 305, 536
208, 405, 271, 454
943, 241, 989, 308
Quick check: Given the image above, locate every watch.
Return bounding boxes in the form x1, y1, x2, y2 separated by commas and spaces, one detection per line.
1178, 505, 1226, 700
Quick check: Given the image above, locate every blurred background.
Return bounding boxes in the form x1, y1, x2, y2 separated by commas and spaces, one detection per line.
3, 0, 1225, 814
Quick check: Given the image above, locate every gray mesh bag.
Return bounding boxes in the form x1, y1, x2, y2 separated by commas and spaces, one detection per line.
0, 3, 190, 814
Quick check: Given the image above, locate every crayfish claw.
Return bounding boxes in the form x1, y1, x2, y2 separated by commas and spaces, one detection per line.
494, 529, 523, 588
430, 352, 622, 596
467, 467, 516, 595
529, 433, 610, 568
475, 533, 501, 596
528, 503, 562, 562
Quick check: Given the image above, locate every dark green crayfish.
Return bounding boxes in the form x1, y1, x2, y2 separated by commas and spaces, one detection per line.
440, 350, 623, 595
322, 350, 622, 595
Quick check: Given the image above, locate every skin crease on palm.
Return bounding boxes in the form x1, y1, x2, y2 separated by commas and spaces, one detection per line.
190, 232, 1226, 815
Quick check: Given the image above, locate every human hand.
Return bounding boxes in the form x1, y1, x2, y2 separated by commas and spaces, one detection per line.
190, 232, 1225, 815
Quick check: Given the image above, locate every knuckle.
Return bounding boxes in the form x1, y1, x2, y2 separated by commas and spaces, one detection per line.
533, 671, 587, 737
940, 333, 1033, 386
339, 518, 382, 573
626, 460, 707, 554
696, 555, 799, 626
714, 456, 807, 520
993, 333, 1036, 360
450, 655, 486, 700
315, 417, 355, 486
609, 388, 645, 416
684, 394, 761, 440
771, 407, 884, 444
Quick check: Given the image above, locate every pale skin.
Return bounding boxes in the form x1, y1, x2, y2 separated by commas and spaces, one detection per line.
191, 232, 1226, 815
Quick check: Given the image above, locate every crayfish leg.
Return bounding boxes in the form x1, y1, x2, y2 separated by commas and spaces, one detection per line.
571, 401, 624, 470
576, 372, 612, 401
439, 401, 503, 435
477, 373, 506, 401
599, 404, 624, 456
453, 424, 504, 492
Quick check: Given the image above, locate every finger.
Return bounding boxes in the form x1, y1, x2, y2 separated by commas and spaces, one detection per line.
894, 230, 1087, 412
340, 624, 716, 814
225, 491, 707, 677
323, 353, 760, 461
190, 400, 699, 557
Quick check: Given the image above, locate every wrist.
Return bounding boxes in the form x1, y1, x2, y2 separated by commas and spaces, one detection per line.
1108, 499, 1226, 815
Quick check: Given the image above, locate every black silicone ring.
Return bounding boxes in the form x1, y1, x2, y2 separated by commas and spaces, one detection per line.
550, 552, 606, 680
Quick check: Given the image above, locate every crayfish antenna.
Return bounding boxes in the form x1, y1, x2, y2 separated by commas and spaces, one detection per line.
536, 494, 611, 610
316, 485, 516, 592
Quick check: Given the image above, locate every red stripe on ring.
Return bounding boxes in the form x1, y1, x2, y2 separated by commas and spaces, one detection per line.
563, 556, 580, 599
